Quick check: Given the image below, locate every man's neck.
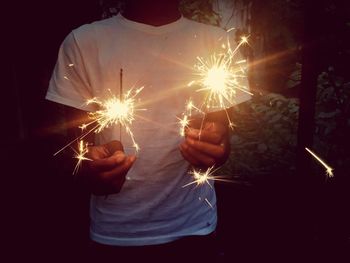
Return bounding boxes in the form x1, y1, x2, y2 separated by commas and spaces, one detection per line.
122, 1, 181, 26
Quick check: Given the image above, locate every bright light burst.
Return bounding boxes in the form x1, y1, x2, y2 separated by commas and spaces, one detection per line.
305, 147, 334, 178
188, 35, 252, 129
72, 140, 92, 175
54, 87, 144, 157
83, 87, 144, 151
183, 166, 233, 188
182, 166, 216, 189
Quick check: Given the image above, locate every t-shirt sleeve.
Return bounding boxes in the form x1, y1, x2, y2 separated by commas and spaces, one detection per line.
46, 31, 95, 111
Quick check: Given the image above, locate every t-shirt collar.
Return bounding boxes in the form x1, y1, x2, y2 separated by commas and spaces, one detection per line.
116, 13, 187, 34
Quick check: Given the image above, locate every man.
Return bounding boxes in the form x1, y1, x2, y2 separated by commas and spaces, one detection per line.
46, 0, 250, 261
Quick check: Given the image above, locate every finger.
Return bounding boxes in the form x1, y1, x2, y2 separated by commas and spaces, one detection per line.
181, 142, 216, 167
100, 155, 136, 181
203, 122, 228, 135
104, 140, 124, 154
188, 116, 203, 129
186, 137, 226, 158
87, 145, 109, 160
179, 143, 201, 166
186, 128, 222, 144
89, 151, 127, 172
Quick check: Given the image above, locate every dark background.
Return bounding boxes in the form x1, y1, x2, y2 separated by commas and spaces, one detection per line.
5, 0, 350, 262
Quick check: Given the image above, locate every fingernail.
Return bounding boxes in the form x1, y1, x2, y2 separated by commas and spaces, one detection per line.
187, 138, 195, 145
115, 154, 126, 163
129, 155, 136, 163
188, 129, 199, 137
204, 122, 214, 130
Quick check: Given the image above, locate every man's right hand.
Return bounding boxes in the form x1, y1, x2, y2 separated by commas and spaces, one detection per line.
83, 140, 136, 196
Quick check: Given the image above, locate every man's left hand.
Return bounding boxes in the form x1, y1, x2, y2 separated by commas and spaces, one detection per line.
179, 122, 230, 168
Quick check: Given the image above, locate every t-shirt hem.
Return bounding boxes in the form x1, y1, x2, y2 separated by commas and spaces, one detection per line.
90, 223, 217, 247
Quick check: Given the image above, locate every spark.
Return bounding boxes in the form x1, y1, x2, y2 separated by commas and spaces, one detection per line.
305, 147, 334, 178
72, 140, 92, 175
240, 35, 249, 44
185, 98, 203, 115
182, 166, 218, 189
198, 197, 213, 209
177, 99, 204, 137
68, 63, 74, 67
63, 76, 69, 80
204, 198, 213, 209
178, 114, 190, 137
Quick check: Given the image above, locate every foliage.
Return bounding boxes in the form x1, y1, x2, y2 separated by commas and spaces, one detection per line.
218, 66, 350, 184
313, 69, 350, 177
99, 0, 123, 18
179, 0, 221, 26
218, 93, 299, 184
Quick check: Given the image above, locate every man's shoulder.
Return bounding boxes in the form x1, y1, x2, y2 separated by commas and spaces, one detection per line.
72, 16, 118, 40
183, 17, 226, 38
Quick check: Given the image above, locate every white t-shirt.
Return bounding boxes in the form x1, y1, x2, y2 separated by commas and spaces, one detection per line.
47, 13, 250, 246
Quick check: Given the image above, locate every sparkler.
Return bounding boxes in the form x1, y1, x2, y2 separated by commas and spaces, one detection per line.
55, 76, 144, 161
82, 86, 144, 151
305, 147, 334, 178
180, 34, 252, 207
119, 68, 123, 142
187, 35, 252, 130
72, 140, 92, 175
